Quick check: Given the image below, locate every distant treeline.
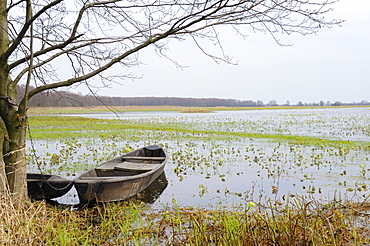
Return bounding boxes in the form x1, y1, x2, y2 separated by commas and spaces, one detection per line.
16, 85, 263, 107
16, 85, 370, 107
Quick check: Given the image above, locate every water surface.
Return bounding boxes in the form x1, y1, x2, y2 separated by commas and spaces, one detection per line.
28, 107, 370, 208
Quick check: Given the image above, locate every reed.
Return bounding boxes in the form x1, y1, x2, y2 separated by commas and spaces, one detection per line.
1, 194, 369, 245
156, 198, 370, 245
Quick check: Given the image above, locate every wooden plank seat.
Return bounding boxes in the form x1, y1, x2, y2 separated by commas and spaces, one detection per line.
95, 157, 164, 172
122, 156, 166, 161
95, 162, 119, 172
115, 162, 159, 171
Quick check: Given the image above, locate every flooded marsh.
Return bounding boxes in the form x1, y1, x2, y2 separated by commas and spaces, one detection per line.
27, 107, 370, 207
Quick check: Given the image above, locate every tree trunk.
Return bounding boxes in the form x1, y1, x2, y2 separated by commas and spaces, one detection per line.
0, 87, 28, 200
0, 89, 28, 201
0, 0, 28, 201
0, 118, 8, 193
5, 110, 28, 200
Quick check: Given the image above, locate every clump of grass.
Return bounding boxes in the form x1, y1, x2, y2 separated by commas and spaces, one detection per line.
155, 198, 370, 245
0, 194, 94, 245
0, 195, 157, 245
1, 194, 370, 245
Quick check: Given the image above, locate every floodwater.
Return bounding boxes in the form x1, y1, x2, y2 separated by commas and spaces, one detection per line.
28, 107, 370, 208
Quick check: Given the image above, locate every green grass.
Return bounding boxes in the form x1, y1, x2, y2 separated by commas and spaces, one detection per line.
28, 116, 370, 148
1, 195, 369, 245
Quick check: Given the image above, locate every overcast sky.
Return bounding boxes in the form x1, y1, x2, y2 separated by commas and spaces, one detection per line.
83, 0, 370, 105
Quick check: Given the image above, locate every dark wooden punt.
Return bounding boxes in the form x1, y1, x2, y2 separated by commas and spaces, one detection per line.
74, 145, 168, 204
27, 173, 74, 200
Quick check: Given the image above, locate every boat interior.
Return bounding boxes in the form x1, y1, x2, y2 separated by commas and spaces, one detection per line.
80, 146, 166, 179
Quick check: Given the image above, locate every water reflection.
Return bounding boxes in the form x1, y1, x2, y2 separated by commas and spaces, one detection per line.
131, 172, 168, 204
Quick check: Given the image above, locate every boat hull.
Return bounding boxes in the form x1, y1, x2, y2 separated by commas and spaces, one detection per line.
27, 173, 73, 200
74, 145, 167, 203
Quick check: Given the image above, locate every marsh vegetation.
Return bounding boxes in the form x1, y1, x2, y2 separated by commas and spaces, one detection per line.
27, 107, 370, 207
2, 106, 370, 244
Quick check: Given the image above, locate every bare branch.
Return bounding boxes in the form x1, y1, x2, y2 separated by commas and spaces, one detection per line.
6, 0, 26, 12
27, 30, 168, 99
5, 0, 340, 100
9, 33, 84, 69
2, 0, 63, 60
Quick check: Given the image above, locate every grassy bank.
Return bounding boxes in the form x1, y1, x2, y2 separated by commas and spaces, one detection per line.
1, 195, 369, 245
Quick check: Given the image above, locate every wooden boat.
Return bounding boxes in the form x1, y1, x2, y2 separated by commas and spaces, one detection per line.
74, 145, 168, 203
27, 173, 74, 200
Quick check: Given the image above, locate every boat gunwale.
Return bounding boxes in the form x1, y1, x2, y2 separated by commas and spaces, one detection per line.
74, 146, 168, 184
27, 173, 73, 183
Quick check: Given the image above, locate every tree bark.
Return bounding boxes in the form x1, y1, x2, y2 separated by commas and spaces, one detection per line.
0, 0, 27, 200
0, 0, 9, 195
0, 88, 28, 200
0, 117, 8, 193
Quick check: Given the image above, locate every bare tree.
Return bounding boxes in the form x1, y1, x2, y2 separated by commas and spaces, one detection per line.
0, 0, 341, 201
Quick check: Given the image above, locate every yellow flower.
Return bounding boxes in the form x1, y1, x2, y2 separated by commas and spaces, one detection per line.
249, 202, 255, 207
334, 210, 343, 218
